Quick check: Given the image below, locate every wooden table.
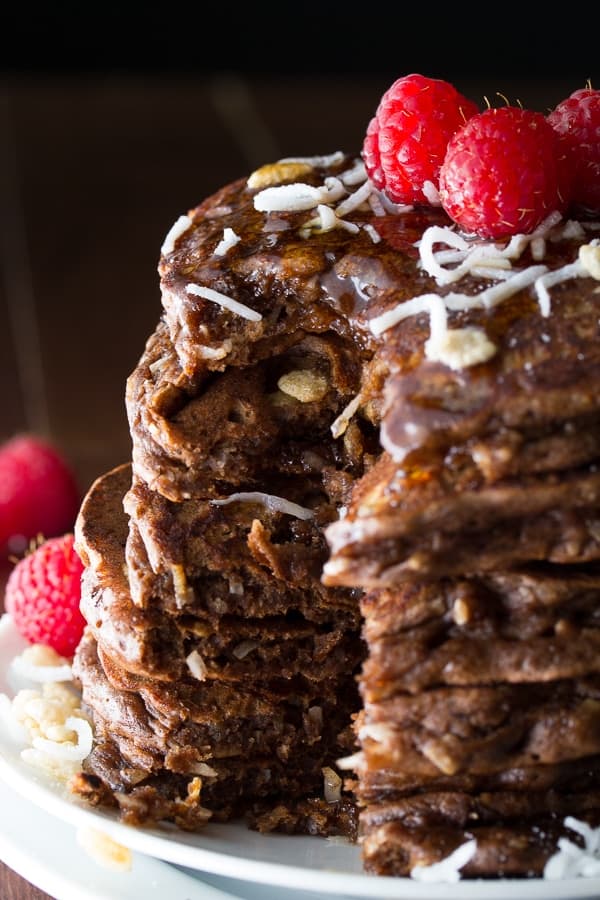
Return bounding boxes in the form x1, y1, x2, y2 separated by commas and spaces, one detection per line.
0, 72, 581, 898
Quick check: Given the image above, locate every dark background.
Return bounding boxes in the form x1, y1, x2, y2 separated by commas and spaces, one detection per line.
1, 4, 598, 85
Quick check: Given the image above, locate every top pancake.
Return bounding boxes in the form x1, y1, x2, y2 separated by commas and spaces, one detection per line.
141, 154, 600, 508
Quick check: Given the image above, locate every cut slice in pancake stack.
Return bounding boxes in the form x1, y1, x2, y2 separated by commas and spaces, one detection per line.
70, 149, 600, 873
73, 463, 362, 831
72, 154, 389, 833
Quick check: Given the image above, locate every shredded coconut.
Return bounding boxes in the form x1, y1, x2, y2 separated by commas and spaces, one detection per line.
362, 223, 381, 244
376, 190, 413, 215
185, 284, 262, 322
555, 219, 587, 241
534, 260, 586, 316
444, 265, 549, 312
411, 839, 477, 883
186, 650, 208, 681
76, 827, 132, 872
210, 492, 314, 520
253, 182, 326, 212
580, 242, 600, 280
531, 236, 547, 261
4, 679, 93, 779
31, 715, 92, 762
0, 693, 29, 743
213, 227, 241, 257
358, 723, 396, 743
370, 292, 497, 369
331, 393, 361, 439
302, 204, 360, 237
335, 750, 365, 770
10, 645, 73, 683
427, 326, 497, 370
368, 192, 387, 217
254, 175, 346, 214
161, 214, 192, 256
335, 180, 373, 217
339, 159, 367, 186
369, 293, 445, 337
544, 817, 600, 879
192, 762, 218, 777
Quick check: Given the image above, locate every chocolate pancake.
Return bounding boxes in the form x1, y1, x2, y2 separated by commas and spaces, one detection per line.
76, 466, 363, 681
74, 631, 355, 825
127, 321, 370, 502
124, 474, 360, 626
72, 147, 600, 878
325, 454, 600, 588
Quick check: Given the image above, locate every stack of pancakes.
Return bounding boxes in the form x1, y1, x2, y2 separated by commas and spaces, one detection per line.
72, 152, 600, 875
71, 160, 382, 832
324, 213, 600, 873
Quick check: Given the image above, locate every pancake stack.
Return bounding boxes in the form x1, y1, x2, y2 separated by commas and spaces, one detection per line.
324, 214, 600, 873
71, 157, 383, 832
71, 150, 600, 875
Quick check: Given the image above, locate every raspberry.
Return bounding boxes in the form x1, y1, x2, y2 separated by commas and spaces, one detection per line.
0, 434, 80, 557
439, 106, 570, 239
363, 73, 479, 205
4, 534, 86, 657
547, 86, 600, 212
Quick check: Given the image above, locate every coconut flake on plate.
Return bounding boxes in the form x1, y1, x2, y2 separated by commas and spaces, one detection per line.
544, 817, 600, 879
10, 644, 73, 683
31, 715, 93, 762
76, 827, 133, 872
410, 839, 477, 883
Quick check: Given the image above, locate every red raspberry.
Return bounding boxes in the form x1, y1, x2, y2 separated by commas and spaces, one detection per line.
547, 87, 600, 212
363, 73, 479, 205
439, 106, 570, 239
0, 434, 80, 557
4, 534, 86, 657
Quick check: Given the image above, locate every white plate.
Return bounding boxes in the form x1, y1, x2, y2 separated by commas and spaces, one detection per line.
0, 772, 245, 900
0, 617, 599, 900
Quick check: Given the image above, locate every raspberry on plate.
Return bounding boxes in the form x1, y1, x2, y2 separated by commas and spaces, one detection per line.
5, 533, 86, 657
547, 86, 600, 213
439, 106, 570, 239
0, 434, 80, 557
362, 73, 479, 205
